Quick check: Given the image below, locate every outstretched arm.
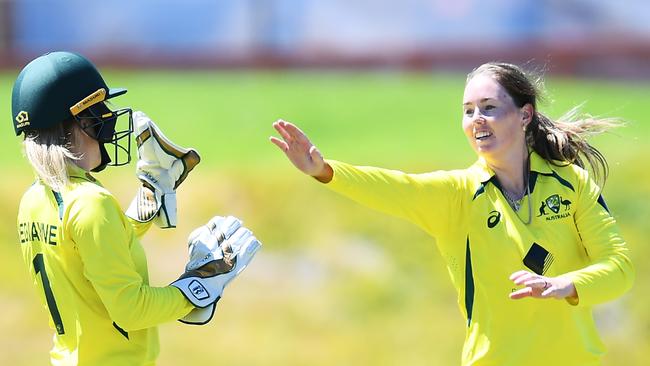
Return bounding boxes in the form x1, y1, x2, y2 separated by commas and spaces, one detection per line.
269, 119, 462, 238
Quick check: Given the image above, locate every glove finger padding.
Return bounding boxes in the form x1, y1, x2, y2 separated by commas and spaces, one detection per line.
135, 112, 200, 188
173, 232, 261, 308
207, 215, 243, 243
186, 216, 242, 271
172, 215, 262, 311
126, 185, 159, 223
126, 111, 200, 228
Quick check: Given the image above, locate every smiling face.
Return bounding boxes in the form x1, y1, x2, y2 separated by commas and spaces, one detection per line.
462, 73, 531, 164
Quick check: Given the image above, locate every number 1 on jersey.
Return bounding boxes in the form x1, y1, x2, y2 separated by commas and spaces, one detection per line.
33, 253, 65, 335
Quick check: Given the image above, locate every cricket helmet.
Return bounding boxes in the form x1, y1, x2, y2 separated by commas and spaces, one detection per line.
11, 51, 133, 171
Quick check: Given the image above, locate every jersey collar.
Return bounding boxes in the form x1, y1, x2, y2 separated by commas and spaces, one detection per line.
470, 150, 554, 184
67, 163, 97, 183
529, 151, 554, 175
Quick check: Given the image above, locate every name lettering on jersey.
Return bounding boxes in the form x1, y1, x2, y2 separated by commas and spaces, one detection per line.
18, 221, 58, 245
537, 194, 572, 221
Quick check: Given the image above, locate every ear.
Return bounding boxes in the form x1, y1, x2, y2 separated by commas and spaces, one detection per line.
75, 118, 96, 139
521, 103, 534, 127
75, 117, 90, 129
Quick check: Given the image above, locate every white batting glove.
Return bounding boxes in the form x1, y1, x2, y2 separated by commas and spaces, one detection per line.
172, 216, 262, 325
125, 111, 200, 228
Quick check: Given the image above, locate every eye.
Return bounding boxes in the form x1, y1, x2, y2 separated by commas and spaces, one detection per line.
484, 105, 496, 110
464, 108, 474, 116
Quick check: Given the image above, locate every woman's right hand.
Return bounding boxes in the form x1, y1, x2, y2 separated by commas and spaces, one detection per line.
270, 120, 333, 182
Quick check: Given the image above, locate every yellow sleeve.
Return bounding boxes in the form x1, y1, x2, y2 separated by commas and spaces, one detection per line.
67, 191, 193, 331
564, 170, 634, 307
325, 160, 461, 238
127, 217, 153, 239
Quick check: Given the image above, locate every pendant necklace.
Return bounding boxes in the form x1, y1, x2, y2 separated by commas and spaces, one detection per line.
502, 157, 532, 225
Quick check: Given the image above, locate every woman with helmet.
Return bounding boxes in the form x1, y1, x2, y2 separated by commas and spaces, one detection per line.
12, 51, 261, 365
270, 62, 634, 365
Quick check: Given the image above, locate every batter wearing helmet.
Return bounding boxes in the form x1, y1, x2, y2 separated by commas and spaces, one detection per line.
12, 52, 261, 365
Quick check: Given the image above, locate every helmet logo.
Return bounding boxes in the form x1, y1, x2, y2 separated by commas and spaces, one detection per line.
70, 89, 107, 116
15, 111, 30, 128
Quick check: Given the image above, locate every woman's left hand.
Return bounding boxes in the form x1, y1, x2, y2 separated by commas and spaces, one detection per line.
509, 270, 578, 301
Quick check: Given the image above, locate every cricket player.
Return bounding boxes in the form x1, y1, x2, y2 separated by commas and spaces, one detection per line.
270, 62, 634, 365
12, 51, 261, 365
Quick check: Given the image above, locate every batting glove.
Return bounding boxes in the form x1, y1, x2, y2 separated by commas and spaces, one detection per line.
126, 111, 200, 228
172, 216, 261, 325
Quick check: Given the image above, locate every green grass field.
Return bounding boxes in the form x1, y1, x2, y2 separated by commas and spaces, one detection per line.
1, 70, 648, 365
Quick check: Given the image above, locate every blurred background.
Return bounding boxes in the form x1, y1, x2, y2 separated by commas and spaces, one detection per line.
1, 1, 649, 365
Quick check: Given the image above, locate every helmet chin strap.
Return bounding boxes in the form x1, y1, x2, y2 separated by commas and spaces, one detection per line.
91, 143, 111, 172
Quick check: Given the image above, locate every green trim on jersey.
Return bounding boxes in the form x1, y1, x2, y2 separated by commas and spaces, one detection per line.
17, 164, 193, 365
325, 151, 634, 366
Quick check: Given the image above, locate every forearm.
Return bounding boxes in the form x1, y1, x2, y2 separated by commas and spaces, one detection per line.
100, 283, 194, 331
568, 173, 635, 306
324, 160, 419, 219
563, 251, 634, 307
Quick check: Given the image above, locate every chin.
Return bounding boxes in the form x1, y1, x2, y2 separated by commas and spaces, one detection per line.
475, 145, 502, 162
476, 142, 497, 154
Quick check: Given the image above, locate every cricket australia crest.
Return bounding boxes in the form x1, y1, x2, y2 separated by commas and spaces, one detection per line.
538, 194, 571, 221
546, 194, 561, 214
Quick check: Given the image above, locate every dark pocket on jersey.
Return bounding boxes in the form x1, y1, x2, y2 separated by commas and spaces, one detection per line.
523, 243, 554, 275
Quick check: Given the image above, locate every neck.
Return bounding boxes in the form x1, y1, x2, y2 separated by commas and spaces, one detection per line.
487, 149, 529, 198
69, 143, 94, 171
73, 157, 94, 172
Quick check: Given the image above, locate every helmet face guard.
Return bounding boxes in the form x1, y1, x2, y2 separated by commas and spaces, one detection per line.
71, 90, 133, 171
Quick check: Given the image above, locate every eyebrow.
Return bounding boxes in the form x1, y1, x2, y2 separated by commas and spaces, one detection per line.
463, 98, 496, 106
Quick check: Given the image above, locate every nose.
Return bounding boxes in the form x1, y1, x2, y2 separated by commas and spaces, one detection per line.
472, 111, 486, 125
465, 106, 483, 121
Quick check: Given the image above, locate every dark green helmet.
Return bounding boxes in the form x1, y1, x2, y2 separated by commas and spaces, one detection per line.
12, 51, 134, 171
11, 51, 127, 135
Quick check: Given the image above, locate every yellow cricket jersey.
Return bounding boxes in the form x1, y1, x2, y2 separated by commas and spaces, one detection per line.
325, 151, 634, 366
17, 164, 193, 366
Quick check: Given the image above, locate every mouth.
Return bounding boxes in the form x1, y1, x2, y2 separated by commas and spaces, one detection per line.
474, 130, 493, 141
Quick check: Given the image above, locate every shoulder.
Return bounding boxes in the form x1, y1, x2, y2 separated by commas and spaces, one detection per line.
20, 180, 45, 202
18, 180, 49, 215
544, 160, 590, 190
528, 150, 586, 192
533, 159, 604, 209
63, 180, 121, 219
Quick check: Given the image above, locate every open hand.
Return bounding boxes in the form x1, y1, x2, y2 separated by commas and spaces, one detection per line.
509, 270, 578, 302
270, 119, 333, 182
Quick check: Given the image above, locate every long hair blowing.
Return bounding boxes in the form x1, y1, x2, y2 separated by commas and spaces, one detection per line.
468, 62, 622, 185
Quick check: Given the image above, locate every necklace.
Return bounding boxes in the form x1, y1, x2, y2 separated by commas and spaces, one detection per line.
503, 189, 524, 211
500, 156, 533, 225
503, 184, 532, 225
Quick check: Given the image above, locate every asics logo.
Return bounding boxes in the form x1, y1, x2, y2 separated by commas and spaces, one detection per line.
487, 210, 501, 228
